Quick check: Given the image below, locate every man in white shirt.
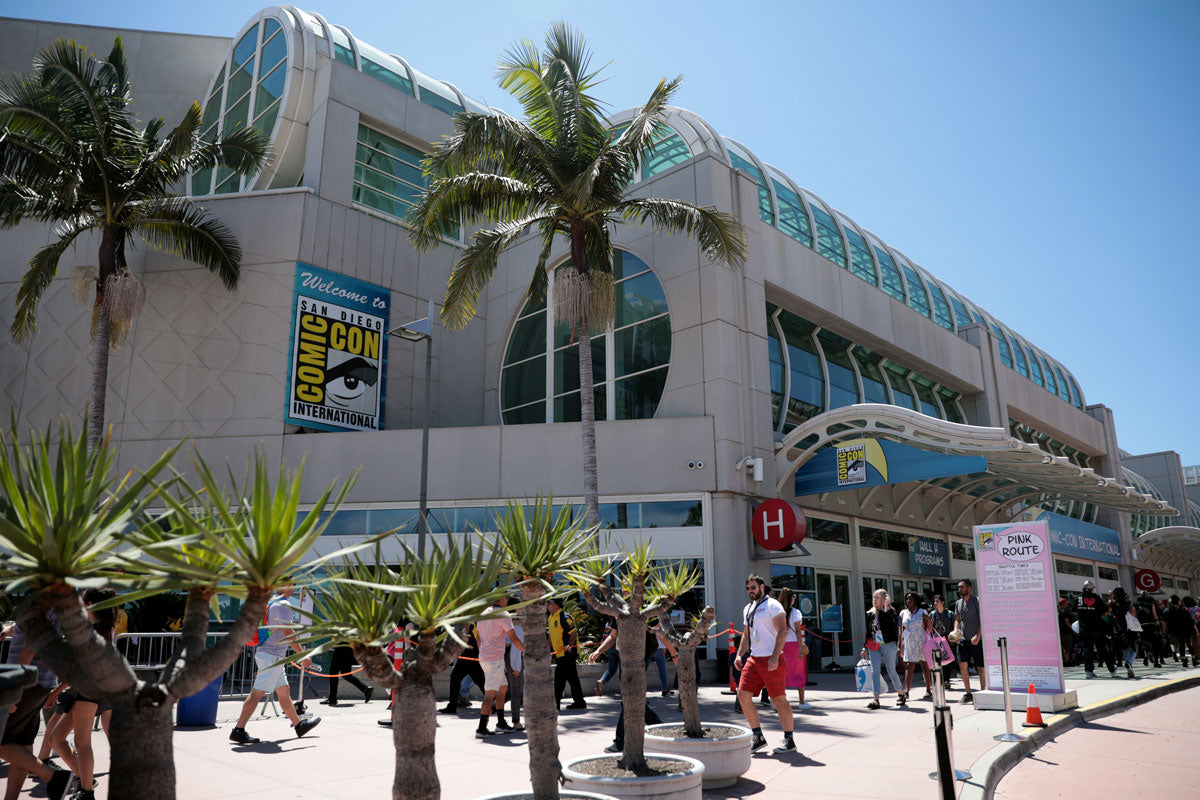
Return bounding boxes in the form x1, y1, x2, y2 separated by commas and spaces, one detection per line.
733, 574, 796, 754
472, 596, 523, 739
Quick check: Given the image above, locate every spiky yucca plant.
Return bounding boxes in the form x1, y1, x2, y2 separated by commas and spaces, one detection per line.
294, 540, 510, 800
490, 497, 597, 798
0, 423, 356, 800
646, 561, 713, 738
566, 542, 681, 773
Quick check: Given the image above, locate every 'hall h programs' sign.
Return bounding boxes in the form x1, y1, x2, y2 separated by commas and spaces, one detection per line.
285, 263, 391, 432
973, 520, 1065, 694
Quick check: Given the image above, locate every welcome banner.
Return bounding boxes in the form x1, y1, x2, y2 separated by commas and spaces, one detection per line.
284, 263, 390, 432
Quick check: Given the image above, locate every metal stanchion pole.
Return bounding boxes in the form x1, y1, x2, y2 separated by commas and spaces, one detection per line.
994, 636, 1028, 743
929, 649, 972, 790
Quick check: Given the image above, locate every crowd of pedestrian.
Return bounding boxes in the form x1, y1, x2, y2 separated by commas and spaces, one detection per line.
0, 589, 120, 800
1057, 581, 1200, 678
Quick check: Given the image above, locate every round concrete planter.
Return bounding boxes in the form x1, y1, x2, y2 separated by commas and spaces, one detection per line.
643, 723, 752, 789
473, 792, 618, 800
562, 754, 704, 800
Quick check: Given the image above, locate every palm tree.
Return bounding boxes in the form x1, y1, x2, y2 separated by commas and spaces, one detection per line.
0, 37, 271, 452
409, 24, 747, 526
0, 421, 357, 800
490, 497, 597, 798
567, 543, 690, 774
293, 540, 510, 800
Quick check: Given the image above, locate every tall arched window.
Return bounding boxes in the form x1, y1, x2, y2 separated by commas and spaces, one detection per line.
500, 251, 671, 424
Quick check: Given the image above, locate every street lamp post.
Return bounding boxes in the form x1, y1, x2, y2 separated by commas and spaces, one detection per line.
388, 298, 435, 561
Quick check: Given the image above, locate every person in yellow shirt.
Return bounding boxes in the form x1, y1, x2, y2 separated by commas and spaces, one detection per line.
547, 599, 586, 710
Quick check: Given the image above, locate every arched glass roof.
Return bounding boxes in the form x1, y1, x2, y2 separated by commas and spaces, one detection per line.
632, 105, 1089, 410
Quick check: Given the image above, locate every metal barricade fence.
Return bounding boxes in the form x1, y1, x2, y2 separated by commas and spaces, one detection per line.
113, 632, 304, 699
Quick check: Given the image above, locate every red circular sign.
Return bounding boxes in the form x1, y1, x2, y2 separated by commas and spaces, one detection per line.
752, 500, 807, 551
1134, 569, 1162, 593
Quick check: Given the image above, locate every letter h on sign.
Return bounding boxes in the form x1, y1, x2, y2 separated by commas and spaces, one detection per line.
762, 508, 786, 543
751, 499, 806, 552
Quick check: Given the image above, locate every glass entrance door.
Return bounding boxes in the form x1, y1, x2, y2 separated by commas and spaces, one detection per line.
816, 570, 852, 663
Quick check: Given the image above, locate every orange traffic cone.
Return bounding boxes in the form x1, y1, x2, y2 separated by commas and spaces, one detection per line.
1023, 684, 1047, 727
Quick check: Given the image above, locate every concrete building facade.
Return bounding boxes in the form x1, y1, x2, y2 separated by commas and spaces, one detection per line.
2, 7, 1196, 660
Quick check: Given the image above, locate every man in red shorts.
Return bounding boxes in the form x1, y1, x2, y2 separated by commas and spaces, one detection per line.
734, 574, 796, 754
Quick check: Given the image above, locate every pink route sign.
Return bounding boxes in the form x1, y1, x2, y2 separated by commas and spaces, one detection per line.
972, 519, 1065, 694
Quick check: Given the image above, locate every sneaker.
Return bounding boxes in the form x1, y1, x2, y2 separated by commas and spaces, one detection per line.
921, 692, 933, 701
458, 695, 473, 708
604, 742, 621, 753
495, 719, 514, 731
772, 739, 797, 755
294, 717, 322, 738
512, 722, 525, 731
750, 734, 768, 752
796, 702, 814, 711
229, 727, 260, 745
567, 701, 588, 709
661, 689, 673, 697
319, 698, 338, 705
1109, 668, 1117, 678
438, 705, 458, 714
594, 680, 604, 697
475, 728, 497, 739
364, 687, 374, 703
1085, 671, 1097, 679
46, 769, 74, 800
959, 693, 973, 704
377, 719, 393, 727
69, 790, 95, 800
1126, 665, 1135, 679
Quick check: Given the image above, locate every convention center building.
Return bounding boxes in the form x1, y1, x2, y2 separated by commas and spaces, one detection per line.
4, 6, 1199, 660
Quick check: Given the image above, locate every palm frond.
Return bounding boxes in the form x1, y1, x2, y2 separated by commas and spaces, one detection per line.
442, 213, 551, 329
618, 197, 748, 266
126, 198, 240, 289
0, 419, 179, 593
490, 495, 598, 585
11, 218, 98, 340
408, 172, 547, 251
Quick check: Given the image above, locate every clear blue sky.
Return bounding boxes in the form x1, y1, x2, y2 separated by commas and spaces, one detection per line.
4, 0, 1197, 466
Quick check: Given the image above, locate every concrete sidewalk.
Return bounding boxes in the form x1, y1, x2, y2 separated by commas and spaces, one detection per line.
4, 662, 1198, 798
994, 684, 1200, 799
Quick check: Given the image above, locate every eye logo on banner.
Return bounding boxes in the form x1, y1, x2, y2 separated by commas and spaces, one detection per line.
836, 443, 868, 486
285, 263, 390, 432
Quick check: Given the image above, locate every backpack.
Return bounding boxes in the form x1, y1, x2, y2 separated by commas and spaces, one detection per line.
246, 604, 272, 647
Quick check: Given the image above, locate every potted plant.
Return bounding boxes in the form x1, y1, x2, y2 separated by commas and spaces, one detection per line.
294, 539, 512, 800
0, 423, 357, 800
642, 565, 751, 788
561, 544, 705, 800
475, 497, 615, 800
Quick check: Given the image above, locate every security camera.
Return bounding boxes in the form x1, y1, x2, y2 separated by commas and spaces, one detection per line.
695, 460, 704, 470
686, 460, 697, 470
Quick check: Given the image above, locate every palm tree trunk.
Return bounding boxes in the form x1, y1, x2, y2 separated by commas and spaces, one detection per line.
107, 694, 176, 800
570, 221, 600, 528
616, 618, 649, 772
88, 227, 116, 454
520, 586, 560, 799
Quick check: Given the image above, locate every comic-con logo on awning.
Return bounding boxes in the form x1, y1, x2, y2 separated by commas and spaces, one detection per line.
285, 264, 390, 432
835, 440, 887, 487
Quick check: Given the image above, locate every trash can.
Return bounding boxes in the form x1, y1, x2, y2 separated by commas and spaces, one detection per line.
176, 675, 222, 727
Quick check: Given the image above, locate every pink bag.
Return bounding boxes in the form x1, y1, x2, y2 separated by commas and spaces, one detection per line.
923, 632, 958, 666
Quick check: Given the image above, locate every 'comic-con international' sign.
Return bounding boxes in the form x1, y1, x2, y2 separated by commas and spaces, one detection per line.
836, 443, 867, 486
285, 263, 390, 432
